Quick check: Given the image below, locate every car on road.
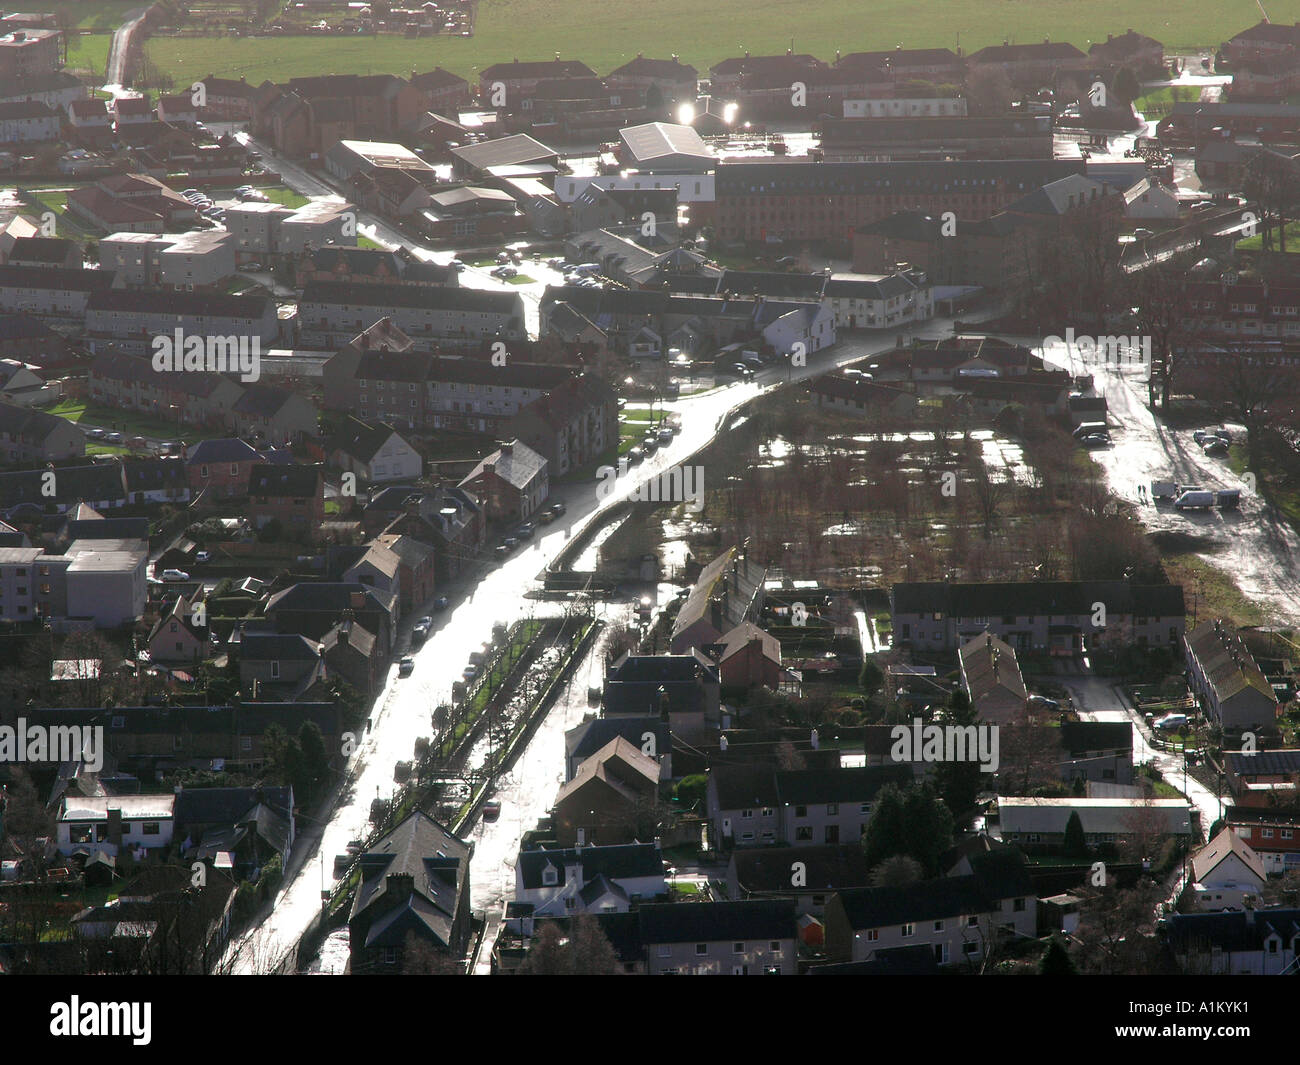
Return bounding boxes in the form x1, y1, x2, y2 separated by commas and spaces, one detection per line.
482, 799, 501, 822
449, 259, 465, 270
626, 446, 644, 464
398, 656, 415, 677
433, 596, 449, 611
1154, 712, 1188, 730
494, 544, 511, 560
1080, 433, 1110, 448
84, 427, 106, 440
160, 568, 189, 582
463, 664, 480, 680
516, 521, 535, 539
657, 427, 673, 445
503, 536, 519, 549
194, 550, 211, 564
105, 431, 124, 444
539, 501, 565, 522
412, 616, 432, 641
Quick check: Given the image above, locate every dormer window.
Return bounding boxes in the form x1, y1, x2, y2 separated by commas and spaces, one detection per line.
542, 864, 558, 887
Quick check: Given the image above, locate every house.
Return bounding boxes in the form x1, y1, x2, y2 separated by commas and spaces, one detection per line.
727, 844, 871, 916
1224, 805, 1300, 875
670, 545, 768, 653
505, 372, 618, 476
602, 650, 721, 734
8, 236, 79, 270
0, 461, 128, 516
1184, 619, 1281, 732
997, 797, 1193, 849
372, 532, 436, 613
552, 736, 660, 847
564, 716, 671, 782
265, 582, 396, 650
57, 794, 176, 859
823, 848, 1037, 966
606, 55, 698, 106
236, 631, 326, 701
347, 811, 473, 972
1057, 721, 1134, 786
229, 385, 318, 446
706, 764, 913, 849
322, 615, 383, 694
146, 593, 206, 663
0, 264, 118, 319
124, 457, 190, 506
966, 40, 1089, 87
456, 439, 548, 523
0, 399, 84, 463
811, 373, 918, 419
638, 899, 796, 975
247, 463, 326, 538
1189, 827, 1269, 912
958, 633, 1027, 725
513, 842, 666, 919
890, 579, 1187, 655
328, 417, 421, 485
1224, 749, 1300, 808
705, 621, 785, 691
1089, 29, 1165, 75
342, 541, 402, 608
84, 288, 278, 358
172, 785, 294, 880
823, 271, 933, 329
1163, 907, 1300, 975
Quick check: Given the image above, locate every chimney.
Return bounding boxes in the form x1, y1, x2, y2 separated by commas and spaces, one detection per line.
386, 872, 415, 901
500, 439, 514, 454
483, 461, 495, 474
349, 591, 365, 610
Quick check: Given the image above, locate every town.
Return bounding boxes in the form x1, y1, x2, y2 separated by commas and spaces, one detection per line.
0, 3, 1296, 990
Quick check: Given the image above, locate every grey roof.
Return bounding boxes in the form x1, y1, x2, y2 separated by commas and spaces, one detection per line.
637, 899, 794, 943
450, 133, 557, 171
85, 287, 272, 319
1164, 908, 1300, 953
0, 265, 115, 293
716, 159, 1084, 196
238, 632, 321, 661
303, 278, 522, 314
517, 842, 662, 890
459, 439, 546, 492
1225, 749, 1300, 776
732, 844, 870, 893
173, 785, 293, 831
711, 764, 913, 809
1059, 721, 1133, 756
891, 580, 1186, 619
329, 417, 406, 464
565, 716, 668, 769
185, 438, 262, 465
248, 463, 322, 498
619, 121, 711, 163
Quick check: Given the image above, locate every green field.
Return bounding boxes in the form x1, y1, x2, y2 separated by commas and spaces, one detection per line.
144, 0, 1300, 85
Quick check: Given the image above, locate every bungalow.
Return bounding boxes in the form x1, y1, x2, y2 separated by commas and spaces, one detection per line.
57, 794, 176, 859
1057, 721, 1135, 786
810, 373, 918, 419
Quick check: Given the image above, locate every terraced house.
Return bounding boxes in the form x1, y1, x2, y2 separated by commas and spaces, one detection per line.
1183, 619, 1281, 731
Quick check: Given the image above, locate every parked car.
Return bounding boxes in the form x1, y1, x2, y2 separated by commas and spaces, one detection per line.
494, 544, 511, 560
1027, 695, 1061, 711
412, 616, 432, 641
84, 427, 106, 440
1154, 712, 1188, 730
641, 438, 658, 456
160, 568, 189, 582
657, 427, 673, 445
433, 596, 450, 611
1202, 438, 1229, 456
105, 431, 123, 444
482, 799, 501, 822
503, 536, 519, 549
1080, 433, 1110, 448
463, 664, 480, 680
626, 446, 644, 464
1072, 422, 1108, 440
194, 550, 211, 564
516, 521, 535, 539
398, 656, 415, 677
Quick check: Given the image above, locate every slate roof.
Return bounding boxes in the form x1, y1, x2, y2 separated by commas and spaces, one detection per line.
638, 899, 794, 943
835, 852, 1032, 929
0, 399, 74, 444
711, 764, 913, 809
459, 439, 546, 492
238, 632, 321, 662
329, 417, 405, 464
1164, 908, 1300, 953
1225, 749, 1300, 776
247, 463, 322, 498
185, 438, 262, 465
85, 288, 271, 319
517, 841, 662, 889
173, 785, 293, 831
1185, 619, 1277, 705
565, 716, 669, 772
716, 159, 1083, 197
1059, 721, 1133, 755
302, 278, 521, 315
732, 844, 870, 894
0, 264, 115, 293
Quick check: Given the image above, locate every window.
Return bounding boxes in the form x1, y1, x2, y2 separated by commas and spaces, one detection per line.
240, 736, 252, 751
741, 808, 754, 819
966, 915, 978, 928
1283, 829, 1294, 840
963, 942, 979, 956
1013, 897, 1026, 912
1263, 828, 1275, 839
382, 947, 399, 965
933, 920, 944, 932
142, 822, 161, 836
733, 942, 745, 954
866, 929, 878, 942
794, 805, 808, 818
695, 943, 708, 956
859, 803, 871, 815
761, 806, 775, 817
901, 923, 914, 938
826, 802, 839, 815
542, 866, 558, 886
769, 941, 781, 954
271, 661, 280, 679
656, 945, 671, 958
795, 826, 813, 841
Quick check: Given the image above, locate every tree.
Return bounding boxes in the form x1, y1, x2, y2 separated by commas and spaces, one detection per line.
900, 781, 954, 875
774, 739, 806, 771
1073, 880, 1169, 974
869, 854, 924, 887
517, 917, 620, 974
861, 783, 907, 869
516, 922, 566, 975
1038, 936, 1077, 974
858, 656, 883, 694
1110, 67, 1141, 107
1129, 265, 1189, 409
966, 65, 1014, 116
1063, 810, 1089, 858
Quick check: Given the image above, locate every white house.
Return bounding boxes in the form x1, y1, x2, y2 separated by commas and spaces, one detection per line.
759, 301, 835, 356
1189, 827, 1268, 912
328, 417, 422, 484
823, 272, 934, 330
512, 843, 666, 923
58, 794, 176, 858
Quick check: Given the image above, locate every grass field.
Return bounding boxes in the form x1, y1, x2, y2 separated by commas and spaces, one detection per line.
47, 399, 227, 442
144, 0, 1300, 85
